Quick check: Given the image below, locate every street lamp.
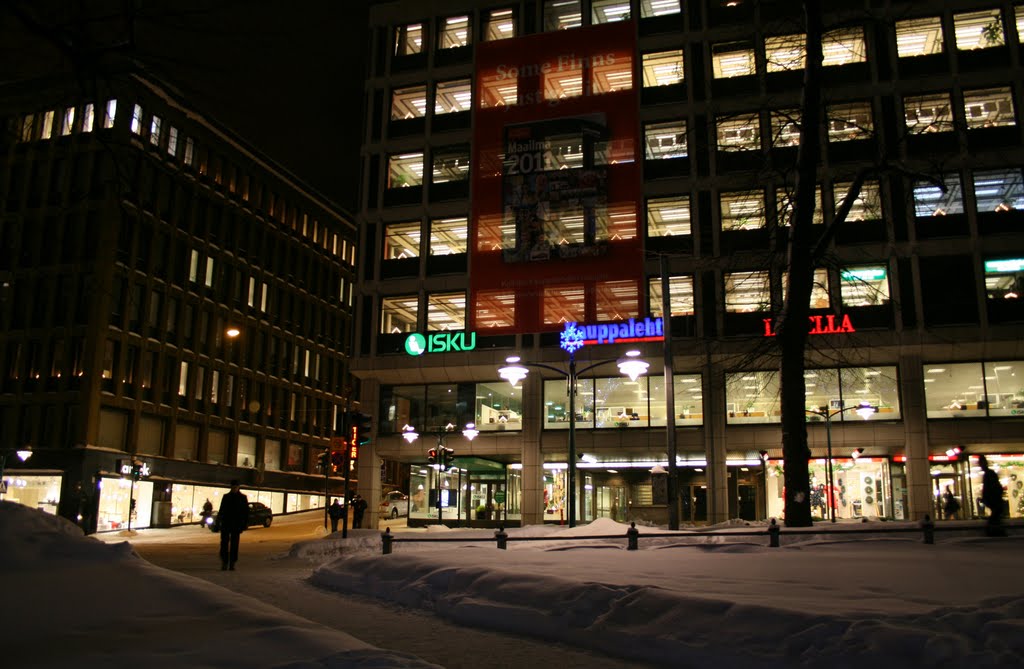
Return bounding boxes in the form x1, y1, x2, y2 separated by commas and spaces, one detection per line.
0, 446, 33, 496
805, 402, 876, 522
498, 349, 649, 528
403, 423, 477, 525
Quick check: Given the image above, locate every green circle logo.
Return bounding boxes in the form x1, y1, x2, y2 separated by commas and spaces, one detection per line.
405, 333, 427, 356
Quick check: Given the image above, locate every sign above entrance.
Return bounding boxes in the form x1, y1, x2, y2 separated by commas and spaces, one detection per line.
405, 331, 478, 356
560, 317, 664, 353
116, 459, 151, 479
762, 314, 856, 337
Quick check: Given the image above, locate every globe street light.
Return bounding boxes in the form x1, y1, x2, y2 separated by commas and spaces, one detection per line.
498, 349, 649, 528
0, 446, 33, 496
804, 402, 877, 522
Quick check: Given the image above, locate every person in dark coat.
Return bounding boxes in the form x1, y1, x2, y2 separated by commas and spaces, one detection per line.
942, 485, 961, 520
328, 498, 344, 533
979, 455, 1006, 537
352, 494, 368, 528
218, 480, 249, 570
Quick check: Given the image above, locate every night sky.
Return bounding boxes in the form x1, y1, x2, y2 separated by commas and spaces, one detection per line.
1, 0, 372, 212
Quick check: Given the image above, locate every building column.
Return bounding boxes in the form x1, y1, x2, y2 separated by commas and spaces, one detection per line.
705, 358, 729, 523
357, 378, 384, 526
519, 372, 545, 526
899, 354, 933, 520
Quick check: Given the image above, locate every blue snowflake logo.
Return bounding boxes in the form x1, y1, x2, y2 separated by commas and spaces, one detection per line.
560, 322, 586, 354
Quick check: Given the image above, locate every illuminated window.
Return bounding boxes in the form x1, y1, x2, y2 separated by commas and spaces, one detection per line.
595, 280, 639, 321
381, 295, 419, 334
765, 34, 805, 72
429, 218, 468, 255
776, 186, 823, 226
82, 103, 94, 133
431, 147, 470, 183
712, 42, 755, 78
895, 17, 943, 57
596, 204, 637, 241
544, 0, 582, 31
543, 284, 585, 325
644, 121, 687, 159
640, 0, 681, 18
474, 290, 516, 329
427, 292, 466, 331
973, 169, 1024, 212
103, 99, 117, 128
642, 50, 684, 87
725, 371, 780, 423
435, 79, 472, 114
130, 104, 143, 135
827, 101, 873, 142
183, 137, 194, 166
716, 113, 761, 151
985, 258, 1024, 300
439, 15, 470, 49
725, 271, 771, 312
913, 174, 963, 217
384, 221, 420, 259
954, 9, 1004, 50
391, 86, 427, 120
479, 68, 519, 108
167, 127, 179, 156
395, 23, 423, 55
720, 190, 766, 230
61, 107, 75, 135
963, 87, 1017, 129
178, 361, 189, 396
904, 93, 954, 134
543, 61, 583, 100
840, 266, 890, 306
388, 153, 424, 188
834, 179, 882, 221
592, 0, 631, 24
822, 28, 866, 66
1018, 6, 1024, 42
483, 8, 515, 41
542, 135, 584, 170
782, 268, 831, 309
649, 275, 695, 316
646, 196, 691, 236
149, 116, 162, 146
770, 109, 801, 147
592, 52, 633, 93
40, 110, 55, 139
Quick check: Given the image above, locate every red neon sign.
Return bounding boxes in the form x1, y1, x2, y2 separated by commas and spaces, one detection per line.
762, 314, 855, 337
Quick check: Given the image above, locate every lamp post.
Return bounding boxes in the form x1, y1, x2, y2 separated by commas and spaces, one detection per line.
402, 423, 477, 525
498, 349, 649, 528
758, 450, 769, 520
804, 403, 876, 522
0, 446, 33, 497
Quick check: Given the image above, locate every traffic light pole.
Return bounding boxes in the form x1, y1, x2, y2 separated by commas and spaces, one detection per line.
323, 448, 330, 531
436, 435, 444, 526
342, 408, 351, 538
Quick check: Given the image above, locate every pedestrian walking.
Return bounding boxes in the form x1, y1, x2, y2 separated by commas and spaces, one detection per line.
352, 494, 368, 528
942, 485, 961, 520
218, 480, 249, 570
979, 455, 1006, 537
328, 498, 344, 533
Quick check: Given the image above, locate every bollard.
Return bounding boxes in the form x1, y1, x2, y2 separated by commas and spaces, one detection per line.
495, 526, 508, 550
768, 518, 780, 548
921, 514, 934, 545
382, 526, 393, 554
627, 522, 639, 550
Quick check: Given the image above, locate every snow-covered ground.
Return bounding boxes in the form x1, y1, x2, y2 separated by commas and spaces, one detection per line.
5, 500, 1023, 668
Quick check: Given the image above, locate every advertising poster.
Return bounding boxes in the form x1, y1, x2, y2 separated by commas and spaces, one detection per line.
469, 21, 641, 334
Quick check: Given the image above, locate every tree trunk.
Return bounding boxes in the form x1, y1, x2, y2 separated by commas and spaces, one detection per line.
778, 0, 824, 527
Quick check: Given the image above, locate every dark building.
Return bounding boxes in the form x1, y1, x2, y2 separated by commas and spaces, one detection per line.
353, 0, 1024, 527
0, 70, 360, 532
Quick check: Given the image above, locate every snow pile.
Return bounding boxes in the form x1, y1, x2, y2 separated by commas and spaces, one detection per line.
312, 519, 1024, 668
0, 502, 440, 669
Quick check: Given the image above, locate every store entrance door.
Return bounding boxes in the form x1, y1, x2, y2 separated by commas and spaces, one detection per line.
737, 484, 757, 521
597, 485, 626, 521
680, 484, 708, 523
934, 475, 963, 520
468, 478, 506, 525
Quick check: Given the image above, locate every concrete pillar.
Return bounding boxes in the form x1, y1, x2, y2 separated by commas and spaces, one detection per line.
705, 359, 730, 523
899, 354, 933, 520
519, 372, 545, 526
357, 378, 384, 526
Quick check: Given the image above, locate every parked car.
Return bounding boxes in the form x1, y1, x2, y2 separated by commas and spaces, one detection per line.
205, 502, 273, 532
379, 490, 409, 519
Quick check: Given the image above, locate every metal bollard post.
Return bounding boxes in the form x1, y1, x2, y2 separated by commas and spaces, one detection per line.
921, 514, 934, 545
382, 526, 393, 554
627, 522, 639, 550
495, 526, 508, 550
768, 518, 780, 548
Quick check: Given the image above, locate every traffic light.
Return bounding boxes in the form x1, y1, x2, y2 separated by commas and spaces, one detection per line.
444, 447, 455, 471
317, 451, 331, 473
330, 450, 345, 473
351, 411, 373, 445
427, 448, 437, 466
